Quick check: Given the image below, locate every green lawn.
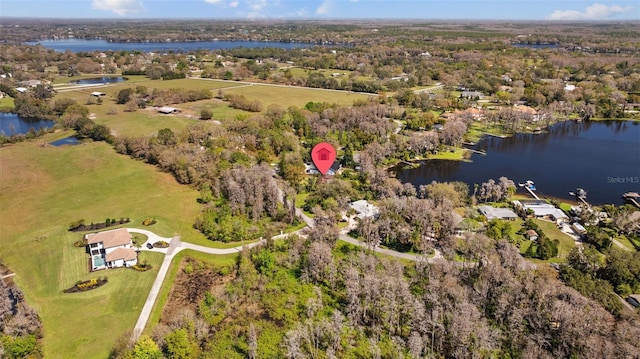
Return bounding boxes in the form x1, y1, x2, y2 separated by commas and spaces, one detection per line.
0, 96, 15, 111
533, 219, 576, 262
0, 138, 210, 358
428, 148, 471, 161
223, 83, 373, 109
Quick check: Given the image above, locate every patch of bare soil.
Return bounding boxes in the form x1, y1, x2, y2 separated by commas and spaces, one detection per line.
160, 257, 235, 322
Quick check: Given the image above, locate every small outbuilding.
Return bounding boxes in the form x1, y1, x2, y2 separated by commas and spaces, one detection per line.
90, 91, 106, 97
158, 106, 180, 114
526, 229, 539, 241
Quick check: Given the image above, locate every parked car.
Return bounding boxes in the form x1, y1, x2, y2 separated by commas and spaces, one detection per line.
146, 242, 153, 249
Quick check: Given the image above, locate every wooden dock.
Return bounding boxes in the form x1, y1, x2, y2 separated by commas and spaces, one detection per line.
524, 185, 540, 200
624, 192, 640, 208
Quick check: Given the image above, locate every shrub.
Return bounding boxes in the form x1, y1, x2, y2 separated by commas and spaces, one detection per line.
132, 261, 152, 272
73, 238, 87, 247
142, 218, 157, 226
68, 219, 85, 231
64, 277, 108, 293
153, 241, 169, 248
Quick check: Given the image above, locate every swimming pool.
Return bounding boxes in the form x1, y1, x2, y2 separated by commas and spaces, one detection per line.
92, 255, 106, 268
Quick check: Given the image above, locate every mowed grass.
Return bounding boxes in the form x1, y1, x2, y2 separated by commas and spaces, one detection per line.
52, 77, 249, 136
53, 77, 372, 136
223, 83, 374, 109
0, 137, 209, 358
518, 219, 576, 263
0, 96, 15, 111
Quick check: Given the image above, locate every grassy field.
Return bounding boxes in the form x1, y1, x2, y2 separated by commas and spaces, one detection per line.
223, 83, 373, 109
52, 77, 371, 137
0, 137, 210, 358
0, 96, 15, 111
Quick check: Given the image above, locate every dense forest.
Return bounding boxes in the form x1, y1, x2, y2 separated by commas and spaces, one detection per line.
112, 236, 640, 358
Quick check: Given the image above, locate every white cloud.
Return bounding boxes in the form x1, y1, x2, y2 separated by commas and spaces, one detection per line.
204, 0, 223, 3
547, 3, 634, 20
229, 1, 239, 7
91, 0, 144, 16
249, 0, 267, 11
316, 0, 331, 15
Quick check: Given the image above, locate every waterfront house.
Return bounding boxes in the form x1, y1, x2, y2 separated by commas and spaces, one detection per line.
85, 228, 137, 271
513, 200, 568, 222
478, 205, 518, 221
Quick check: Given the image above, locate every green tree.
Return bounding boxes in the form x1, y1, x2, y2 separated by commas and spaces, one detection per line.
200, 109, 213, 120
125, 335, 162, 359
156, 128, 177, 146
117, 88, 133, 104
253, 248, 275, 275
164, 329, 192, 359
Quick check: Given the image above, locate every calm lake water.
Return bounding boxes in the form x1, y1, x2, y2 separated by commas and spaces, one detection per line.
28, 39, 314, 53
70, 76, 126, 85
50, 136, 80, 146
396, 121, 640, 205
0, 113, 55, 136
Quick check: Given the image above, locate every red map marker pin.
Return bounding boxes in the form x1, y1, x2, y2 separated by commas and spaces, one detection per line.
311, 142, 336, 175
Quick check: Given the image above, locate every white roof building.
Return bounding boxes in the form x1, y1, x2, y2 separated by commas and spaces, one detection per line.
350, 200, 380, 219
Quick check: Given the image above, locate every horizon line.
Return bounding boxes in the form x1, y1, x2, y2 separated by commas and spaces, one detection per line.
1, 16, 640, 23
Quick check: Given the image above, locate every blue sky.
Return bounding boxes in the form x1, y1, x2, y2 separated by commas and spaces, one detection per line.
1, 0, 638, 20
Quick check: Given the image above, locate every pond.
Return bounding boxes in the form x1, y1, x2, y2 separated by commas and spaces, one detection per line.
0, 113, 55, 136
50, 136, 80, 146
28, 39, 315, 53
70, 76, 126, 85
395, 121, 640, 205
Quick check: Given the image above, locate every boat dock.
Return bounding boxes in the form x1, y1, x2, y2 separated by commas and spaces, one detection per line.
524, 185, 540, 200
623, 192, 640, 208
519, 180, 540, 200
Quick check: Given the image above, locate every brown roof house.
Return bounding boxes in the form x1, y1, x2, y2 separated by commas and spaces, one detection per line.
85, 228, 137, 271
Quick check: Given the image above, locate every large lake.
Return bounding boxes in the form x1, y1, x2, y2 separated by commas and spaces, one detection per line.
28, 39, 314, 53
0, 113, 55, 136
395, 121, 640, 205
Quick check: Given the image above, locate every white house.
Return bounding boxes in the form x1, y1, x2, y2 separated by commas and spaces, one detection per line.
350, 200, 380, 219
85, 228, 137, 271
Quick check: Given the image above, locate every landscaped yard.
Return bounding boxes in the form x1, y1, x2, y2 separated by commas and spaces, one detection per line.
517, 219, 576, 263
0, 137, 210, 358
